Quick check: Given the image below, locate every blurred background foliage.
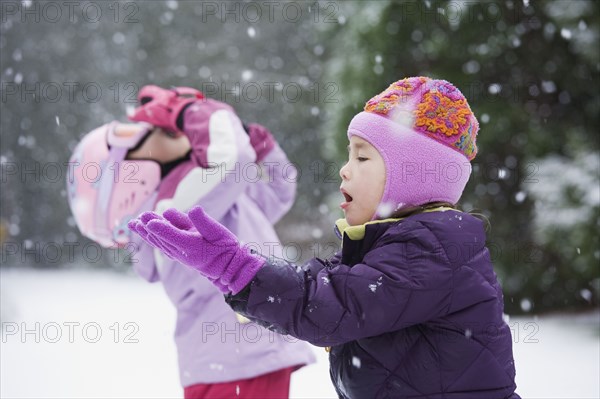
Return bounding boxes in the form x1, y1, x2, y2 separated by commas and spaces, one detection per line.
323, 0, 599, 314
1, 0, 598, 314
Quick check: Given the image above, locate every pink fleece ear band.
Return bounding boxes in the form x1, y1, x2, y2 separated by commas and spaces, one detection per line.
348, 112, 472, 218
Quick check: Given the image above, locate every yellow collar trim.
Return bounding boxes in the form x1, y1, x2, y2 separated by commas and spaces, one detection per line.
335, 206, 455, 241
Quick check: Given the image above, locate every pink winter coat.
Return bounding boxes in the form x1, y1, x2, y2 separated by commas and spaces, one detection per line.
132, 100, 315, 387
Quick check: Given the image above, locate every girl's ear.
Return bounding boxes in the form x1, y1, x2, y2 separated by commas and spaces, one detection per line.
114, 123, 145, 137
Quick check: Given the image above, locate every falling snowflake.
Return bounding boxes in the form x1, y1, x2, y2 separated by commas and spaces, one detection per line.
560, 28, 572, 40
580, 289, 592, 303
520, 298, 533, 312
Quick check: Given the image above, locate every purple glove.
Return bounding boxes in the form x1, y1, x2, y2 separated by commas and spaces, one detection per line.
128, 206, 265, 294
128, 209, 229, 292
247, 123, 276, 162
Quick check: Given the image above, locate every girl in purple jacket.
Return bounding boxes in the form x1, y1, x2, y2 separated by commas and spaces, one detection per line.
130, 77, 520, 398
68, 85, 315, 398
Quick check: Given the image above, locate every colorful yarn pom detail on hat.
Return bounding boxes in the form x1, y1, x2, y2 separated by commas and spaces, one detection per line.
363, 77, 479, 161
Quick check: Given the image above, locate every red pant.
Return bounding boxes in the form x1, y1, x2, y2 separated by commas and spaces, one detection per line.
184, 367, 294, 399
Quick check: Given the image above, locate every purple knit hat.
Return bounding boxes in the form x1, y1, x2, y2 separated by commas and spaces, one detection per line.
347, 77, 479, 218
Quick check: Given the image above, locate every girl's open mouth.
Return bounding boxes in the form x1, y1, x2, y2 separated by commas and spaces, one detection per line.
340, 189, 353, 210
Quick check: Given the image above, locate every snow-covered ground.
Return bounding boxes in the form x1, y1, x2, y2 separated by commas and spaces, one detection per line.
1, 267, 598, 398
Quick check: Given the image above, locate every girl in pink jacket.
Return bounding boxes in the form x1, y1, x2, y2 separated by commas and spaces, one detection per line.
67, 86, 314, 398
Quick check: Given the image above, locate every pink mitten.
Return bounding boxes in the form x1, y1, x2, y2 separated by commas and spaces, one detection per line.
129, 85, 204, 134
247, 123, 276, 162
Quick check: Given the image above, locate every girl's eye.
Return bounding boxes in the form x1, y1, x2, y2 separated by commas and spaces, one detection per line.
357, 157, 368, 162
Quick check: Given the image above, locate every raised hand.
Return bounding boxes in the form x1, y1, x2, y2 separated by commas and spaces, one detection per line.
246, 123, 276, 162
128, 206, 265, 294
128, 85, 204, 134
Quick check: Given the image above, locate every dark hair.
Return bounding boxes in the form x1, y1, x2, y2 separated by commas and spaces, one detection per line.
390, 201, 491, 232
390, 201, 456, 219
464, 208, 492, 233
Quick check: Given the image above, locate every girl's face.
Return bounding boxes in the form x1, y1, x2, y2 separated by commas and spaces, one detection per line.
127, 128, 191, 163
339, 136, 386, 226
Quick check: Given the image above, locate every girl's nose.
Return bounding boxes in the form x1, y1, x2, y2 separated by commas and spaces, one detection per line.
339, 162, 350, 180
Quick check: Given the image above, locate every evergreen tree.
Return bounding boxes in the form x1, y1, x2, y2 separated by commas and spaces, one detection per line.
323, 0, 600, 314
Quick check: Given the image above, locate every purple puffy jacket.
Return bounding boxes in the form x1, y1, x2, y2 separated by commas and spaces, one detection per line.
227, 208, 520, 398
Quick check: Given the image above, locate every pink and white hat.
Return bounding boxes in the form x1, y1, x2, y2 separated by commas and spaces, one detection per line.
67, 122, 161, 247
347, 77, 479, 217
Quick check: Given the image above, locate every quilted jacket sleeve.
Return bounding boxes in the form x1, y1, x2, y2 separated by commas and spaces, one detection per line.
244, 143, 297, 225
154, 102, 257, 221
226, 221, 455, 346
